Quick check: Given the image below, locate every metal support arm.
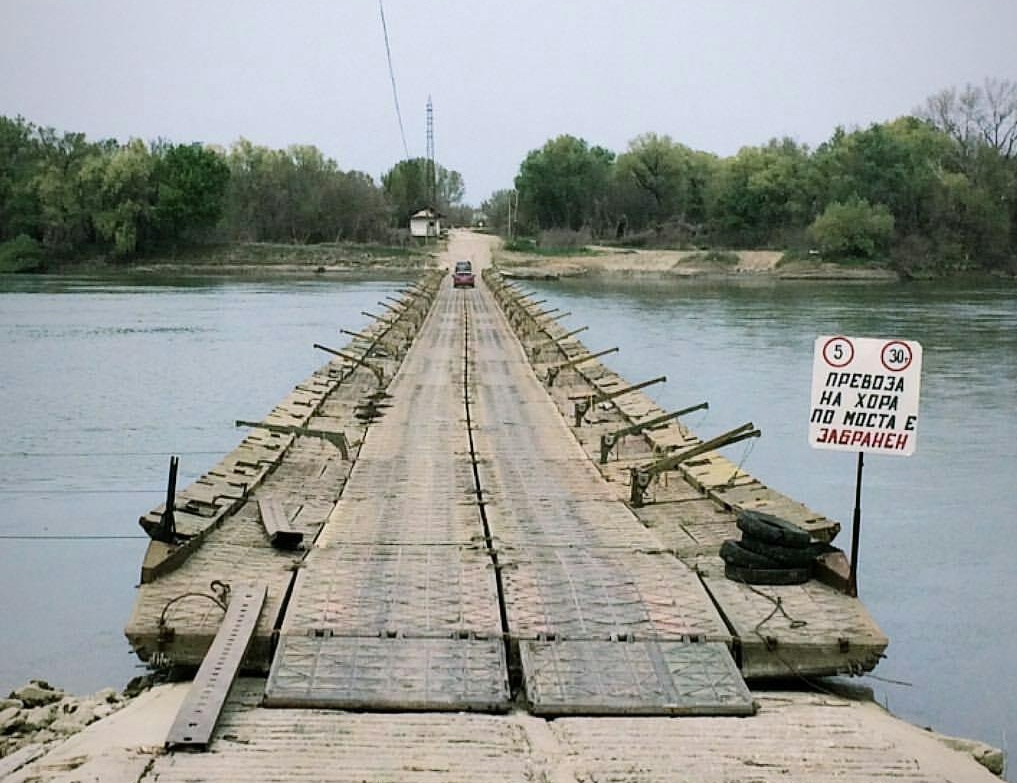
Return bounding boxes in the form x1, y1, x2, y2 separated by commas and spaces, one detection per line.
339, 328, 402, 358
570, 376, 667, 425
599, 402, 709, 463
314, 342, 385, 386
628, 423, 760, 507
235, 420, 350, 460
546, 347, 620, 387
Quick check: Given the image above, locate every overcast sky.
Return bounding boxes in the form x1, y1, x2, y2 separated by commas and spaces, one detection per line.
3, 0, 1016, 203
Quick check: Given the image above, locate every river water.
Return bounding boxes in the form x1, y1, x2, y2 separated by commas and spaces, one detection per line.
0, 272, 1014, 763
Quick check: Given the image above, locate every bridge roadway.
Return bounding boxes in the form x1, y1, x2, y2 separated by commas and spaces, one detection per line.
264, 232, 750, 715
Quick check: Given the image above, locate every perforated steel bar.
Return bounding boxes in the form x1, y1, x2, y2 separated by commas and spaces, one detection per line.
165, 583, 267, 750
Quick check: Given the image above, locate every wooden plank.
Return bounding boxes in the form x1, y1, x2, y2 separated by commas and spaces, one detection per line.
257, 496, 304, 549
165, 582, 267, 750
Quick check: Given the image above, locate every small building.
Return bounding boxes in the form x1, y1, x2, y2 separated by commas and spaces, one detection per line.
409, 208, 442, 238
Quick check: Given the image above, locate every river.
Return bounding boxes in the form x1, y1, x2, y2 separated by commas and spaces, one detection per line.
0, 272, 1014, 765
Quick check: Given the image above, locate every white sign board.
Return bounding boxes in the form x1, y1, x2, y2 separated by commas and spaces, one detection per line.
809, 335, 923, 456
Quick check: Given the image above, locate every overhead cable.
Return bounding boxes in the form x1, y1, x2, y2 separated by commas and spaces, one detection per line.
379, 0, 411, 159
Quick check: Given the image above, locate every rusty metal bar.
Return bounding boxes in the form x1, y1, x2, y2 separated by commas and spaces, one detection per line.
314, 342, 385, 386
143, 456, 182, 543
599, 402, 710, 463
361, 310, 398, 328
546, 347, 620, 387
629, 423, 761, 506
377, 300, 404, 314
571, 376, 666, 427
570, 375, 667, 404
531, 325, 590, 360
339, 328, 401, 358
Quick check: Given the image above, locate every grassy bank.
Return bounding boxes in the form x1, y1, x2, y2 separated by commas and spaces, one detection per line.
38, 241, 443, 277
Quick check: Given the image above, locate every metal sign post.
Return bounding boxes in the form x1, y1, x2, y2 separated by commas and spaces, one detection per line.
849, 452, 864, 597
809, 335, 923, 597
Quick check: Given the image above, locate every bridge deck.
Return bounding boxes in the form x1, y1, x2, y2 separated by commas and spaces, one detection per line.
262, 243, 751, 715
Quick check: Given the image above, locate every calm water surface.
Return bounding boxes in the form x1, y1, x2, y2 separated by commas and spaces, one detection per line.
0, 274, 407, 695
0, 273, 1014, 762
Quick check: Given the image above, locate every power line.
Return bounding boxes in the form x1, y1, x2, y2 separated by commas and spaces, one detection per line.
0, 534, 147, 540
379, 0, 410, 159
0, 488, 164, 494
0, 450, 223, 458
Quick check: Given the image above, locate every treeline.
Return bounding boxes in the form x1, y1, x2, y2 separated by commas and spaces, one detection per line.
0, 116, 467, 270
485, 79, 1017, 273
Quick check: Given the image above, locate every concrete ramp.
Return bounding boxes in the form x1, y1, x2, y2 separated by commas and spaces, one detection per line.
520, 640, 754, 716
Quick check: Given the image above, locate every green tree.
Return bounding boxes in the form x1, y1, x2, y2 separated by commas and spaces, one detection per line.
223, 139, 390, 243
32, 129, 107, 253
930, 169, 1010, 264
222, 139, 285, 241
437, 167, 465, 212
808, 198, 894, 260
151, 142, 230, 243
615, 134, 716, 236
707, 138, 813, 246
812, 118, 954, 237
382, 158, 431, 224
480, 189, 514, 235
81, 138, 156, 256
514, 135, 614, 232
327, 170, 389, 241
0, 116, 42, 242
381, 157, 465, 225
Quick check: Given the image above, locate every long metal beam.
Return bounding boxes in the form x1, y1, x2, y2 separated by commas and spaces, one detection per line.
165, 583, 267, 751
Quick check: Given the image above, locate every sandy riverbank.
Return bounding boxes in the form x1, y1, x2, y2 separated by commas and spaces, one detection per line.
32, 236, 900, 281
493, 245, 901, 281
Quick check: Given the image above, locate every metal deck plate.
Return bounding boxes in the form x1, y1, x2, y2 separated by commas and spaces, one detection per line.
484, 497, 659, 550
476, 451, 617, 501
317, 493, 484, 546
280, 544, 502, 637
265, 635, 510, 712
500, 548, 731, 642
341, 454, 475, 503
520, 640, 753, 716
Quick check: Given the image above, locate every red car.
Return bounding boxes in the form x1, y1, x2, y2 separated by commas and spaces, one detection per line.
453, 260, 475, 288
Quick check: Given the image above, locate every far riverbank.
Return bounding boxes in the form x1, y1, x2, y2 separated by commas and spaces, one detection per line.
14, 234, 1015, 284
494, 246, 902, 281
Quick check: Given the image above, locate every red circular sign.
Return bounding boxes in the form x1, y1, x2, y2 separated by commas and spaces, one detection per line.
822, 336, 854, 368
881, 340, 913, 372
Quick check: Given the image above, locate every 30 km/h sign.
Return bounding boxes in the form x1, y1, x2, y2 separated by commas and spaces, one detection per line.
809, 335, 923, 456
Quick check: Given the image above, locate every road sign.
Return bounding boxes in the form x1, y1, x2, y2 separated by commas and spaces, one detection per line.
809, 335, 923, 456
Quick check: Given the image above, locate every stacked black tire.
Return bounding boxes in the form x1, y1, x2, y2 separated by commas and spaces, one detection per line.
721, 510, 822, 585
